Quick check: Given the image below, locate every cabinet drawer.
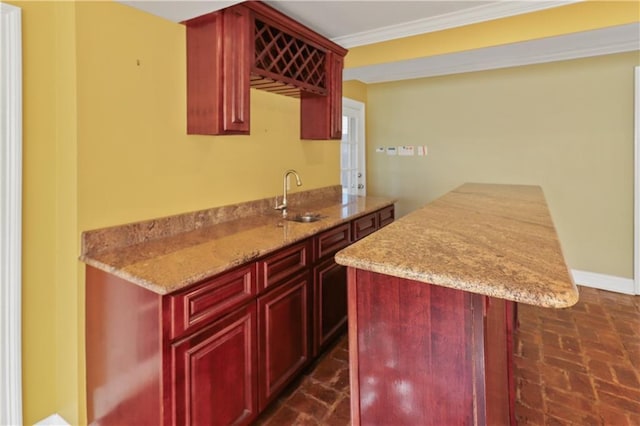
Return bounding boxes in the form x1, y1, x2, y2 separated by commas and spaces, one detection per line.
378, 205, 395, 228
169, 264, 256, 340
258, 241, 311, 293
353, 212, 377, 241
315, 223, 351, 260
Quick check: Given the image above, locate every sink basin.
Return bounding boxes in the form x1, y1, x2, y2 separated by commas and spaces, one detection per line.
286, 213, 322, 223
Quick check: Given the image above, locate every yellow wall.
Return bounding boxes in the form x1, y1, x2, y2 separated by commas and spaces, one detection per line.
366, 51, 639, 278
343, 80, 368, 104
13, 0, 640, 423
19, 1, 59, 421
345, 1, 640, 281
17, 1, 339, 424
75, 2, 339, 230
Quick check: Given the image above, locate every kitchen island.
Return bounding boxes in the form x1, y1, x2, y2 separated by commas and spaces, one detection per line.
335, 183, 578, 426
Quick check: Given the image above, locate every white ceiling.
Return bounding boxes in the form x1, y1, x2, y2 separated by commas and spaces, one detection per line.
116, 0, 639, 83
118, 0, 580, 48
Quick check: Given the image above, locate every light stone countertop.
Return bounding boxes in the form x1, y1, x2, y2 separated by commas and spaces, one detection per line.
335, 183, 579, 308
80, 187, 395, 295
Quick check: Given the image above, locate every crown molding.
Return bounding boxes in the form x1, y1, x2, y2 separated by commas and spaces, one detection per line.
344, 23, 640, 84
332, 0, 582, 48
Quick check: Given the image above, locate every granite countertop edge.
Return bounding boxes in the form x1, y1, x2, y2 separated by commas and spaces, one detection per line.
81, 193, 396, 295
334, 254, 578, 308
334, 183, 579, 309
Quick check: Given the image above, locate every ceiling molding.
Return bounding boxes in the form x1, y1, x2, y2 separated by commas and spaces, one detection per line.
332, 0, 582, 48
344, 23, 640, 84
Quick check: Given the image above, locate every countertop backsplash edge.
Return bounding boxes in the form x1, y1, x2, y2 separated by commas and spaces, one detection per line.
81, 185, 343, 257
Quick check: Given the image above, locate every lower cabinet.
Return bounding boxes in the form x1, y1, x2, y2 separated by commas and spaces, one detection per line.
257, 272, 311, 410
86, 205, 394, 426
313, 257, 347, 355
172, 304, 258, 426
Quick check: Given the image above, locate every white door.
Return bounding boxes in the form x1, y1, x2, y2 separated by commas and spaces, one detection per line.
341, 98, 366, 196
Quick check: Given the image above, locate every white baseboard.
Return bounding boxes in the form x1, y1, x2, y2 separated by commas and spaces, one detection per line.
34, 413, 70, 426
571, 269, 636, 295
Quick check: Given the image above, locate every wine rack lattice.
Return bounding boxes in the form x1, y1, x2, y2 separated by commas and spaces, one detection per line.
252, 19, 327, 97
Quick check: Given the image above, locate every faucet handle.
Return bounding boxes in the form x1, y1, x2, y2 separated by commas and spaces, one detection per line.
274, 196, 285, 211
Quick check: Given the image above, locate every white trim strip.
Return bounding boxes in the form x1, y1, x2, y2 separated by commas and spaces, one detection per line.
572, 270, 636, 295
342, 97, 367, 197
34, 414, 71, 426
634, 66, 640, 295
333, 1, 582, 48
0, 3, 23, 426
345, 23, 640, 84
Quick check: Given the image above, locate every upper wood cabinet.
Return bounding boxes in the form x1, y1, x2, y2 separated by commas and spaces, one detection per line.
184, 1, 348, 139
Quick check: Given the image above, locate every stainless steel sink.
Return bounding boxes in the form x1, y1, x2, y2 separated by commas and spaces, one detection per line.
286, 213, 322, 223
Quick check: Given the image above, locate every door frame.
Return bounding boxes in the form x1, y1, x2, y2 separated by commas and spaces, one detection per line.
0, 3, 23, 425
342, 97, 366, 196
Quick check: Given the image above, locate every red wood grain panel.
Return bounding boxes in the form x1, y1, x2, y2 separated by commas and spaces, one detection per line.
257, 272, 311, 410
352, 213, 377, 241
315, 223, 351, 260
485, 297, 511, 426
257, 241, 310, 292
169, 263, 256, 340
86, 266, 162, 426
313, 257, 347, 355
348, 268, 496, 426
171, 303, 258, 426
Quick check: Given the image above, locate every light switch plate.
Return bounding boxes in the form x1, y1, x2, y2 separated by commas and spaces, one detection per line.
398, 146, 414, 156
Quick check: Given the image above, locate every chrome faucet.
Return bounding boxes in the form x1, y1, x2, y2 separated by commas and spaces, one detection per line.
275, 169, 302, 218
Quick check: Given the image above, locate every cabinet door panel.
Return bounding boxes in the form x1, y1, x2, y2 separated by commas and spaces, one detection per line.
258, 273, 311, 410
185, 8, 251, 135
222, 6, 251, 133
258, 241, 311, 292
352, 213, 377, 241
172, 304, 257, 426
313, 257, 347, 355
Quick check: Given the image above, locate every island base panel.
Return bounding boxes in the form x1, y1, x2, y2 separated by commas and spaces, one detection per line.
347, 268, 514, 426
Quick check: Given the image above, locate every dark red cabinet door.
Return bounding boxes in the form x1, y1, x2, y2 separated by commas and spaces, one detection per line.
172, 304, 258, 426
313, 257, 348, 356
186, 7, 251, 135
257, 273, 311, 411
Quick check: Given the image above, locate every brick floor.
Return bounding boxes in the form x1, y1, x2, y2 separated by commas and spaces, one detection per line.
515, 286, 640, 425
256, 286, 640, 425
